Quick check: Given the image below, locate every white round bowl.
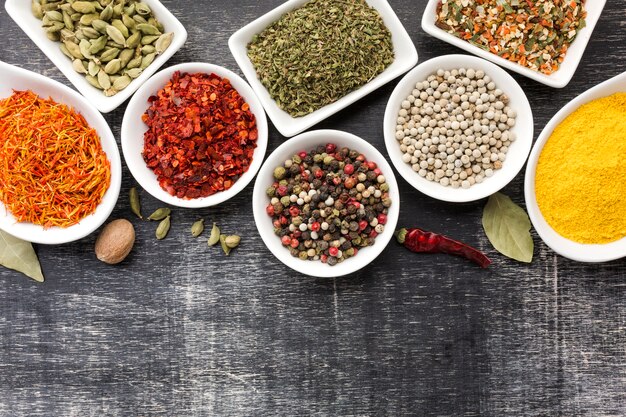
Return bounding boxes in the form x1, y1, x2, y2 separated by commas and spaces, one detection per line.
0, 62, 121, 245
121, 62, 268, 208
384, 54, 534, 203
525, 71, 626, 263
252, 130, 400, 278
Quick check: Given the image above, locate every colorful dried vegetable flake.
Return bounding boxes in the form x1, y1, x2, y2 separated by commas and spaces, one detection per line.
0, 90, 111, 228
141, 71, 258, 199
435, 0, 587, 75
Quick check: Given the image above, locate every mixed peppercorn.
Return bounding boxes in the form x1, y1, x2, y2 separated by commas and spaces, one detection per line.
265, 144, 392, 266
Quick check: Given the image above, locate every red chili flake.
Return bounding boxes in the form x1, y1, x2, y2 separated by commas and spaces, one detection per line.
141, 71, 258, 199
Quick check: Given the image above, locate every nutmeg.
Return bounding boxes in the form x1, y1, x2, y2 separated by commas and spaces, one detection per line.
94, 219, 135, 264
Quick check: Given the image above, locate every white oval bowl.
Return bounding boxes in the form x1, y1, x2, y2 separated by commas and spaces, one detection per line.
252, 129, 400, 278
384, 54, 534, 203
524, 71, 626, 263
0, 62, 122, 245
121, 62, 268, 208
5, 0, 188, 113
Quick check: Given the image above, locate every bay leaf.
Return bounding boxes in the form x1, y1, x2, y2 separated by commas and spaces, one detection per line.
482, 192, 534, 263
0, 231, 44, 282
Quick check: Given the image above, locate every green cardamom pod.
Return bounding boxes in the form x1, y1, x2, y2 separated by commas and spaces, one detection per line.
224, 235, 241, 249
148, 207, 171, 221
126, 31, 141, 48
133, 14, 147, 25
125, 55, 142, 69
140, 45, 155, 55
47, 31, 61, 41
112, 2, 123, 18
85, 74, 102, 89
97, 70, 111, 89
155, 216, 171, 240
64, 41, 84, 59
129, 187, 142, 219
122, 13, 136, 30
62, 11, 74, 31
79, 39, 94, 59
72, 59, 87, 74
60, 28, 75, 42
140, 34, 159, 45
135, 2, 151, 16
136, 23, 160, 36
125, 67, 142, 79
140, 52, 155, 69
82, 27, 101, 39
219, 235, 231, 256
99, 47, 120, 62
71, 1, 96, 14
106, 24, 126, 46
31, 1, 44, 19
60, 44, 73, 59
44, 22, 65, 33
155, 32, 173, 55
191, 219, 204, 238
91, 19, 108, 33
104, 58, 121, 74
207, 223, 220, 246
124, 3, 136, 16
99, 4, 113, 21
45, 10, 63, 22
89, 35, 107, 54
79, 13, 101, 26
118, 48, 135, 68
104, 88, 117, 97
112, 75, 131, 92
41, 2, 60, 12
41, 14, 51, 26
88, 60, 100, 76
111, 19, 129, 38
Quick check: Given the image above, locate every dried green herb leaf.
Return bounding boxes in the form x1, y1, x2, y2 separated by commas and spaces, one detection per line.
482, 193, 533, 263
0, 231, 44, 282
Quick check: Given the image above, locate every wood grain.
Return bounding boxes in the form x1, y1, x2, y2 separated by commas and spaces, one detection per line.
0, 1, 625, 416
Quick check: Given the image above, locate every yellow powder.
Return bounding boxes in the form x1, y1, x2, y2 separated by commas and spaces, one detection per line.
535, 92, 626, 244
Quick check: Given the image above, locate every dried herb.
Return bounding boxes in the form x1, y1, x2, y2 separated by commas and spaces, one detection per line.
247, 0, 394, 117
142, 71, 258, 199
0, 90, 111, 228
435, 0, 587, 74
482, 193, 533, 263
0, 230, 44, 282
396, 228, 491, 268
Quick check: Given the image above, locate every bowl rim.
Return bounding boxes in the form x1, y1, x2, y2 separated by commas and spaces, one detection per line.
0, 61, 121, 245
420, 0, 607, 88
228, 0, 418, 137
524, 70, 626, 263
4, 0, 188, 113
252, 129, 401, 278
121, 62, 268, 209
383, 54, 534, 203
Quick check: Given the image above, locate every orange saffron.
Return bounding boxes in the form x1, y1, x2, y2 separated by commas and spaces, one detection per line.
0, 90, 111, 228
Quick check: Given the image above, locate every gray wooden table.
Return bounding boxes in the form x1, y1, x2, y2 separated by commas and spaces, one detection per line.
1, 1, 625, 416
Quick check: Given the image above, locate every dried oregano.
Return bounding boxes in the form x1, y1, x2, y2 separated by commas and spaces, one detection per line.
247, 0, 394, 117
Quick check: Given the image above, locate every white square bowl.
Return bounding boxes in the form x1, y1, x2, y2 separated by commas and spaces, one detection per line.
229, 0, 418, 137
421, 0, 606, 88
5, 0, 187, 113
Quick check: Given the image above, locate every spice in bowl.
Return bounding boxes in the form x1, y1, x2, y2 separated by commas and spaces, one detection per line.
435, 0, 587, 75
535, 93, 626, 244
141, 71, 258, 200
247, 0, 394, 117
265, 144, 392, 266
0, 90, 111, 228
31, 0, 174, 96
394, 68, 516, 189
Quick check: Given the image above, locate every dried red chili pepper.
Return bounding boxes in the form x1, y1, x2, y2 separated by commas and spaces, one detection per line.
141, 71, 258, 199
395, 228, 491, 268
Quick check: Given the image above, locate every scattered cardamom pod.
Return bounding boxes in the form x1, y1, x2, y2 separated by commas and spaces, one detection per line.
147, 207, 171, 221
88, 35, 107, 54
88, 60, 100, 76
129, 186, 142, 219
219, 235, 231, 256
99, 4, 113, 21
155, 216, 171, 240
126, 30, 141, 48
224, 235, 241, 249
79, 13, 100, 26
45, 10, 63, 22
207, 223, 220, 246
191, 219, 204, 238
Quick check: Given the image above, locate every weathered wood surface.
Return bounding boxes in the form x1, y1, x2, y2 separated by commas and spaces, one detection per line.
0, 1, 625, 416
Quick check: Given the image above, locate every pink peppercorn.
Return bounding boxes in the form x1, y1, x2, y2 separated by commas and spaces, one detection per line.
329, 247, 339, 257
344, 164, 354, 175
377, 213, 387, 225
281, 236, 291, 246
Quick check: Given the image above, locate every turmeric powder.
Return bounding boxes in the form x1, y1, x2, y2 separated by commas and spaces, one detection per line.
535, 92, 626, 244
